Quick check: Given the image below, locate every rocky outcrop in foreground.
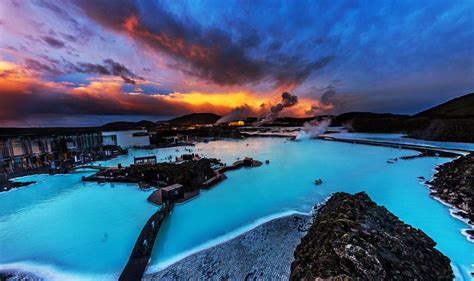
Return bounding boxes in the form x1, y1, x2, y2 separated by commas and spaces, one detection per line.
291, 192, 453, 280
428, 153, 473, 228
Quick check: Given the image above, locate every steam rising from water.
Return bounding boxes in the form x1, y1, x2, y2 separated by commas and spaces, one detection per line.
258, 92, 298, 124
296, 118, 331, 140
216, 105, 253, 124
216, 92, 299, 125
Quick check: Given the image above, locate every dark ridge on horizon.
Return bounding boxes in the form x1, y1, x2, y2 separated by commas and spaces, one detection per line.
100, 120, 159, 131
415, 92, 474, 118
331, 112, 409, 127
0, 92, 472, 133
166, 113, 221, 126
331, 92, 474, 126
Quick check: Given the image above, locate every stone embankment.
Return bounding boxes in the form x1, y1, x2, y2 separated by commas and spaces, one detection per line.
291, 192, 453, 280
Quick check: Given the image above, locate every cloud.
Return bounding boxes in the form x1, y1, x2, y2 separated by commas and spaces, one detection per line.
73, 0, 333, 88
71, 58, 144, 84
305, 85, 351, 115
24, 58, 63, 76
0, 61, 182, 121
42, 36, 66, 48
2, 61, 305, 124
37, 0, 93, 42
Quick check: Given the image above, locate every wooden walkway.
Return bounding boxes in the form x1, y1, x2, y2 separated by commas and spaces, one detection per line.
119, 203, 174, 281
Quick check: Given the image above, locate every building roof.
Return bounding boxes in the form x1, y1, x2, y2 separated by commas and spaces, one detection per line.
162, 183, 183, 192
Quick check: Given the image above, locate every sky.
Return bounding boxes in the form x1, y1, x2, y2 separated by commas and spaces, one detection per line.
0, 0, 473, 126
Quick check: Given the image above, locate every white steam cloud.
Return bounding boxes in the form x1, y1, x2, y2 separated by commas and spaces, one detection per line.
216, 104, 254, 124
295, 118, 331, 140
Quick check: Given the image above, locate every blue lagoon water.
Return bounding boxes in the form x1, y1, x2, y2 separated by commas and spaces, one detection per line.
0, 138, 473, 280
0, 172, 157, 279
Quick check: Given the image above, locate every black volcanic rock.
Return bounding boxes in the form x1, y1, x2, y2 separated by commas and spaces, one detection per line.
291, 192, 453, 280
407, 118, 474, 143
428, 153, 474, 226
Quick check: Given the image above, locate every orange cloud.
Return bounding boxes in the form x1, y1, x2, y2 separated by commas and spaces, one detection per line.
0, 60, 318, 125
164, 91, 265, 109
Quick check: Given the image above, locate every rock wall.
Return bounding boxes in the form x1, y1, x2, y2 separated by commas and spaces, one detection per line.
428, 153, 473, 238
291, 192, 453, 280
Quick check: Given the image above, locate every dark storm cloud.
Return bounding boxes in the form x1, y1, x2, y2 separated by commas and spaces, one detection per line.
61, 33, 79, 43
24, 58, 63, 76
0, 83, 187, 122
272, 55, 334, 88
42, 36, 66, 48
37, 0, 80, 26
71, 59, 143, 84
73, 0, 333, 87
37, 0, 94, 43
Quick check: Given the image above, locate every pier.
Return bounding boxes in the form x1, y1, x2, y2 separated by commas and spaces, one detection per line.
119, 203, 174, 281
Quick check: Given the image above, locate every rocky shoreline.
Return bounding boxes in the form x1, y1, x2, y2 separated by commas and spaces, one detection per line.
290, 192, 453, 280
144, 214, 311, 280
428, 153, 473, 240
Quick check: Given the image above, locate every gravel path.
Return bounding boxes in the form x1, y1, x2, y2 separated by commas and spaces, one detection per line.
144, 214, 310, 280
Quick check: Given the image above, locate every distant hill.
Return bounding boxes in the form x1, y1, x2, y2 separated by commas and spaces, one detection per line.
101, 120, 158, 131
331, 112, 408, 127
332, 92, 474, 142
414, 93, 474, 118
260, 116, 333, 127
166, 113, 221, 126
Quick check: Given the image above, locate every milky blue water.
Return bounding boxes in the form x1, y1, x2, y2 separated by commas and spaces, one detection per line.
0, 172, 157, 280
0, 138, 473, 280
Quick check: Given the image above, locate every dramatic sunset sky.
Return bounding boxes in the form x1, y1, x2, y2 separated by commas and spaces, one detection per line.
0, 0, 473, 126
